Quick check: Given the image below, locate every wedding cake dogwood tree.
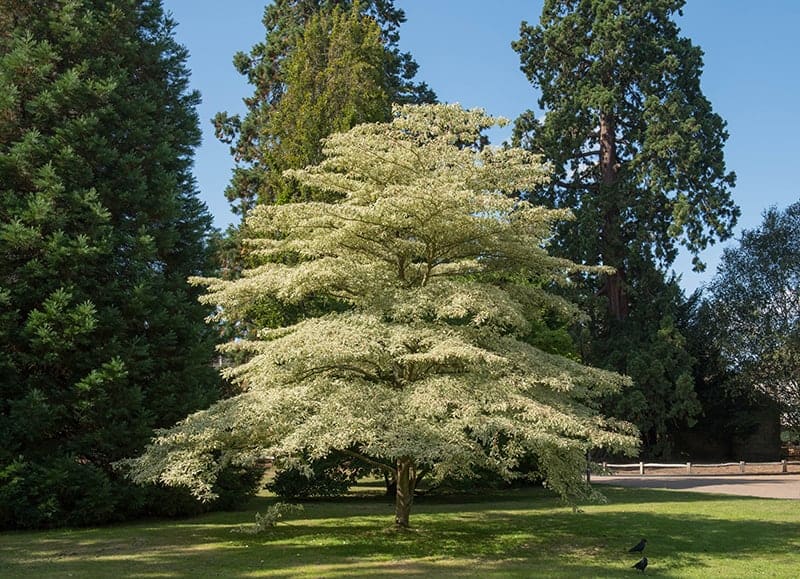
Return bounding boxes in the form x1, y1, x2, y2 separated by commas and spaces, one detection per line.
126, 104, 638, 527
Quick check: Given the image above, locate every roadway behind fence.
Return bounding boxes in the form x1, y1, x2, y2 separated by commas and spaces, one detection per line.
598, 460, 800, 476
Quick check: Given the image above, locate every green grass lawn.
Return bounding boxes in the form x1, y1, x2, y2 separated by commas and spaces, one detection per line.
2, 484, 799, 577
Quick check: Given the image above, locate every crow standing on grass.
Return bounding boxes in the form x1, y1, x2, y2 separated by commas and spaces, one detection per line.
632, 557, 648, 573
629, 538, 647, 553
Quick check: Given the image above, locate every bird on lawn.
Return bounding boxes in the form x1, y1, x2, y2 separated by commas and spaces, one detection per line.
632, 557, 648, 573
628, 538, 647, 553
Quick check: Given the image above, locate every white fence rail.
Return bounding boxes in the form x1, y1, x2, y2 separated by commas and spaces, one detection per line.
600, 460, 800, 475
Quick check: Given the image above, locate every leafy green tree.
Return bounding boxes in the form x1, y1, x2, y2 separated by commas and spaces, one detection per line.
512, 0, 738, 455
707, 203, 800, 431
214, 0, 435, 216
126, 104, 638, 528
0, 0, 233, 528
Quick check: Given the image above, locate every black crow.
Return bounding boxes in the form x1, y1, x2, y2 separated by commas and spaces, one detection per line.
628, 538, 647, 553
632, 557, 648, 573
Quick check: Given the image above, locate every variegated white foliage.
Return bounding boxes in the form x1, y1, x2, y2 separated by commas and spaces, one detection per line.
125, 104, 638, 503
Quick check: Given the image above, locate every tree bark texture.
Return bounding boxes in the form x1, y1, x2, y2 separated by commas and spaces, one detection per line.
598, 111, 628, 320
394, 456, 416, 528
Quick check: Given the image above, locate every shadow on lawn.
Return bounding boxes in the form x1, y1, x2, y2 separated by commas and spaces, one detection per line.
236, 483, 759, 525
2, 488, 799, 578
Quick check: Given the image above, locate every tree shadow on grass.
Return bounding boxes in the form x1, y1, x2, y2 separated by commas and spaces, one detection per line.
2, 488, 799, 578
247, 483, 761, 524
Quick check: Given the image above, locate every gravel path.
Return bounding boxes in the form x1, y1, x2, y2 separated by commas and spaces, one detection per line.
592, 474, 800, 499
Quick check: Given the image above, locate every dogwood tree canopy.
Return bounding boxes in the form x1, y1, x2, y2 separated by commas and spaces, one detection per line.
125, 104, 638, 527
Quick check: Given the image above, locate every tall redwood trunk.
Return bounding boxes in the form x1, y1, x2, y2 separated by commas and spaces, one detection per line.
598, 111, 628, 320
394, 457, 416, 528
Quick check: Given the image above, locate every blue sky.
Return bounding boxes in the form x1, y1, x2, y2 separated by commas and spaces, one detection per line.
163, 0, 800, 293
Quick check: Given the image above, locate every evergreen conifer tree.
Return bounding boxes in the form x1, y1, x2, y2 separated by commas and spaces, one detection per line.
259, 6, 393, 204
0, 0, 229, 528
512, 0, 737, 456
214, 0, 435, 217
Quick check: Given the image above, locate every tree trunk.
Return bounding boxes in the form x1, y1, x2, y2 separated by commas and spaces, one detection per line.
384, 472, 397, 498
598, 111, 628, 320
394, 456, 416, 528
603, 269, 628, 320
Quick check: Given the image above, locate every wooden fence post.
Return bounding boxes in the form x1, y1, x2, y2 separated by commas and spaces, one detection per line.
739, 461, 745, 473
639, 462, 644, 475
782, 459, 787, 473
686, 462, 692, 474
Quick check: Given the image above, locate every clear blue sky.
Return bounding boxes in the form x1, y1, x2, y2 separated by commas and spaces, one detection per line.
163, 0, 800, 293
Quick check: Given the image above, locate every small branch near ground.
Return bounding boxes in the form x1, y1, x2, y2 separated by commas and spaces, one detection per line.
232, 502, 304, 534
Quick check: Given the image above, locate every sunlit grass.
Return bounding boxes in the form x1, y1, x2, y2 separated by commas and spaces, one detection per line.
2, 485, 800, 577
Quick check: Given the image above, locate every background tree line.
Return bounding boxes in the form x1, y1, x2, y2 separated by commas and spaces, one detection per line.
1, 0, 794, 528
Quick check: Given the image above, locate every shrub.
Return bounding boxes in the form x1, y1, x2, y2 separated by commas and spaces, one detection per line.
0, 458, 115, 529
266, 453, 369, 498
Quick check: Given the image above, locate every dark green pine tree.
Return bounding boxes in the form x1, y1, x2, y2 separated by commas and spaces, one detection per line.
512, 0, 738, 456
214, 0, 436, 216
258, 6, 394, 204
0, 0, 234, 528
